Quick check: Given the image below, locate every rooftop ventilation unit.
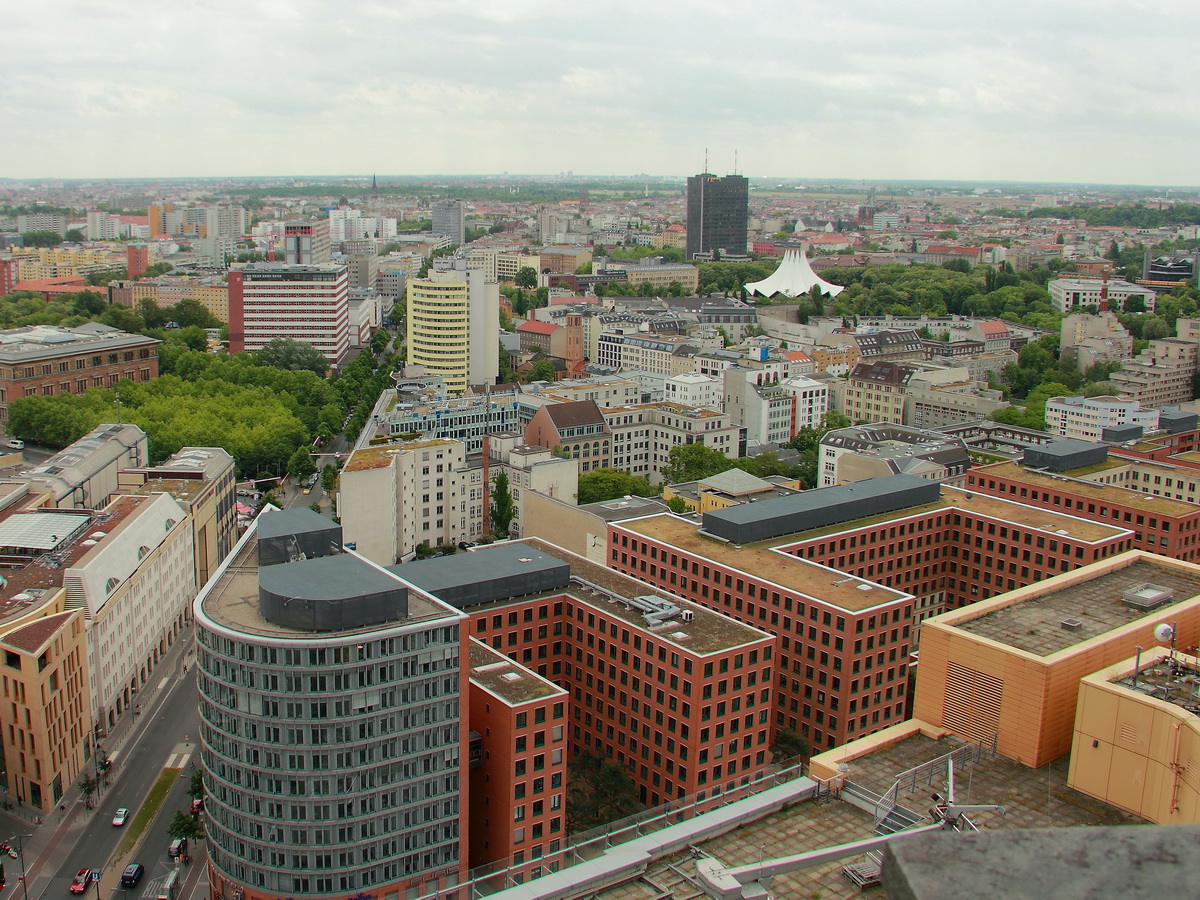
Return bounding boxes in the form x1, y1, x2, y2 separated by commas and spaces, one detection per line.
1122, 583, 1175, 611
627, 594, 681, 626
1060, 618, 1083, 632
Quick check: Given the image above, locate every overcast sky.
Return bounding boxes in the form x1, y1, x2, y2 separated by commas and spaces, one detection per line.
4, 1, 1198, 186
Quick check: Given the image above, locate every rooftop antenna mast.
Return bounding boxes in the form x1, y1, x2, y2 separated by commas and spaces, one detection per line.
734, 148, 738, 176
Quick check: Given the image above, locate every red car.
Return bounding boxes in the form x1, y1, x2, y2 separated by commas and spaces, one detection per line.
69, 870, 92, 894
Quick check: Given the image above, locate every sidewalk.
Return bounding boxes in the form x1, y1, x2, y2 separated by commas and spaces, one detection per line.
0, 629, 195, 898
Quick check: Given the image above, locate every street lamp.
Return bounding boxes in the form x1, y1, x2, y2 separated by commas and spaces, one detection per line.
8, 833, 31, 900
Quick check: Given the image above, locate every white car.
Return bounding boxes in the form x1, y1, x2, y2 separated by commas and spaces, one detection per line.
112, 807, 129, 826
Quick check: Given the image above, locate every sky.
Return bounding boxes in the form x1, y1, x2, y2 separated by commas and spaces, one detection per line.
4, 0, 1199, 186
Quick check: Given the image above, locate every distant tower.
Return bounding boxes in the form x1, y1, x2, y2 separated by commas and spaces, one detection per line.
686, 172, 749, 260
431, 200, 466, 245
371, 173, 379, 198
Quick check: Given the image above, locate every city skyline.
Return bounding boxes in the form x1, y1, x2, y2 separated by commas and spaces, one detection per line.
6, 1, 1200, 185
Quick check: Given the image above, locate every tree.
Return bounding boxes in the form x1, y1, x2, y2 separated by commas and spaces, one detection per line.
287, 446, 317, 481
490, 470, 514, 537
514, 267, 538, 289
770, 726, 810, 763
660, 443, 735, 485
567, 749, 640, 833
167, 809, 203, 841
78, 772, 98, 808
254, 338, 329, 375
187, 768, 205, 800
321, 463, 338, 493
255, 490, 281, 515
65, 228, 85, 242
21, 231, 63, 247
530, 359, 556, 382
1142, 317, 1170, 341
577, 468, 655, 504
665, 496, 690, 514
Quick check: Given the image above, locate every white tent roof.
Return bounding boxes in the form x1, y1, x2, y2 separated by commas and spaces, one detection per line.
744, 248, 844, 298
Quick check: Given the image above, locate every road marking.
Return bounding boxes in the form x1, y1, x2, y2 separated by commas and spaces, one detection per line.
166, 751, 193, 768
159, 676, 170, 690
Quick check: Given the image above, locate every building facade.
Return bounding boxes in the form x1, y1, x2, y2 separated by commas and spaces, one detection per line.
196, 510, 469, 900
407, 266, 499, 396
227, 264, 350, 365
686, 173, 749, 260
0, 325, 159, 425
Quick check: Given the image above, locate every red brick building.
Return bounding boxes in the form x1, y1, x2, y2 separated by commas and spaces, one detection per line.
967, 458, 1200, 562
606, 475, 1132, 751
468, 642, 568, 880
126, 243, 150, 278
0, 324, 159, 425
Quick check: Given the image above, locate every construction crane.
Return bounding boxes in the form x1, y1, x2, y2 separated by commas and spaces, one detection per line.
695, 759, 1005, 900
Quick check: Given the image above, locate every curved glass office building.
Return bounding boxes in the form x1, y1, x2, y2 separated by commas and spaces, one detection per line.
194, 508, 468, 900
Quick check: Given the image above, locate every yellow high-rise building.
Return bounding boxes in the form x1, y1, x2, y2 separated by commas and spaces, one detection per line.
407, 263, 498, 395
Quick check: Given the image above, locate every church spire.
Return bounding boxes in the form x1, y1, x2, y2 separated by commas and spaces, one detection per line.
371, 173, 379, 197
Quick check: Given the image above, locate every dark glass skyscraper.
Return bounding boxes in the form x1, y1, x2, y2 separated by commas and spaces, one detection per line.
686, 173, 748, 259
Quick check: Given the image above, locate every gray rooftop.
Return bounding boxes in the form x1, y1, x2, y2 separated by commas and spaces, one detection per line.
957, 559, 1200, 656
260, 552, 403, 603
883, 825, 1199, 900
390, 542, 570, 609
0, 325, 158, 363
702, 474, 940, 545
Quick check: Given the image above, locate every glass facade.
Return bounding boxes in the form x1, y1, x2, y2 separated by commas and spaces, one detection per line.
196, 619, 463, 895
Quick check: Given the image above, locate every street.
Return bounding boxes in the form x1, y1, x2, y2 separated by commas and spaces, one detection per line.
6, 640, 206, 900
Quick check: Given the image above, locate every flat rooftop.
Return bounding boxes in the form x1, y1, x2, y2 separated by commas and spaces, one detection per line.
469, 641, 566, 705
987, 460, 1199, 515
1112, 655, 1200, 715
617, 514, 911, 613
344, 438, 459, 472
525, 539, 771, 655
783, 487, 1125, 545
199, 534, 455, 639
129, 476, 211, 503
956, 558, 1200, 656
594, 732, 1138, 900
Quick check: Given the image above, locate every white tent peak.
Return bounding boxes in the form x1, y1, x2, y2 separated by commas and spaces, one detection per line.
745, 248, 844, 298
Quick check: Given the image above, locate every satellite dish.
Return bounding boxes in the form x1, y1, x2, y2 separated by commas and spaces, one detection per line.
1154, 623, 1175, 643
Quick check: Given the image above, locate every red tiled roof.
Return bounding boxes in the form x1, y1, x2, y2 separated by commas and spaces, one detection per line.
3, 611, 75, 653
978, 320, 1009, 336
517, 320, 558, 335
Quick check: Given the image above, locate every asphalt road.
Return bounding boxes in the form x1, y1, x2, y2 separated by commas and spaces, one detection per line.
35, 665, 201, 900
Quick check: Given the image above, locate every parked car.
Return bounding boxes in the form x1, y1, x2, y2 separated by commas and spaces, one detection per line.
168, 838, 188, 860
112, 807, 129, 826
6, 439, 23, 450
120, 864, 144, 888
191, 798, 204, 816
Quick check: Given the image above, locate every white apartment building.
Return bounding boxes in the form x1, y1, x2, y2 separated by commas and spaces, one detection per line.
603, 402, 739, 483
1045, 395, 1160, 441
1048, 277, 1156, 314
407, 263, 499, 395
339, 435, 577, 562
781, 374, 830, 431
664, 372, 722, 410
328, 207, 397, 242
228, 263, 350, 365
64, 492, 195, 730
87, 210, 121, 240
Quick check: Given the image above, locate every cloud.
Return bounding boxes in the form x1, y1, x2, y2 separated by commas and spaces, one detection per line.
2, 0, 1199, 184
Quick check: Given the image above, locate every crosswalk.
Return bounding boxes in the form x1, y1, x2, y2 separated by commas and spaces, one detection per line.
165, 749, 194, 769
